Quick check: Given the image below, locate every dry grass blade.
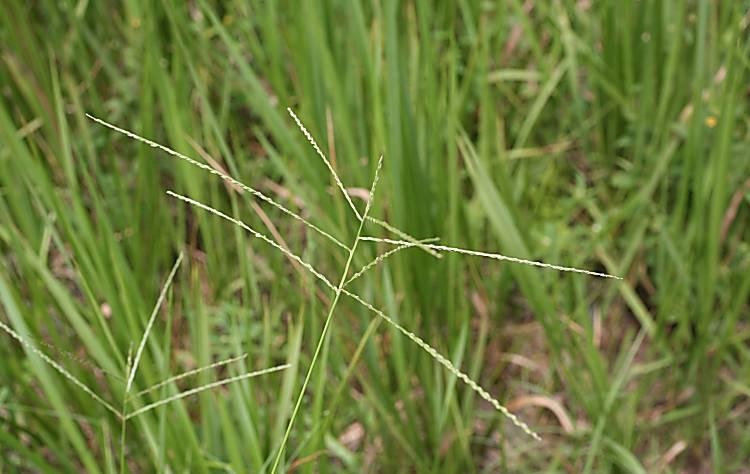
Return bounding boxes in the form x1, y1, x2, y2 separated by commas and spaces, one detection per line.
0, 320, 122, 418
124, 364, 290, 420
132, 353, 248, 399
359, 237, 621, 279
126, 252, 183, 394
287, 108, 363, 222
84, 114, 349, 252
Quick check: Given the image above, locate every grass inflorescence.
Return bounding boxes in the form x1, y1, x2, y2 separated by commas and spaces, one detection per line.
86, 109, 620, 467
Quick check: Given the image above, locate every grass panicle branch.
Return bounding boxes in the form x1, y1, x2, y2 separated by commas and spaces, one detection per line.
345, 237, 440, 286
86, 114, 435, 260
125, 363, 290, 420
165, 191, 337, 289
126, 252, 183, 394
85, 114, 350, 252
287, 107, 363, 222
337, 286, 542, 440
132, 353, 249, 399
287, 109, 436, 255
0, 320, 122, 418
365, 216, 443, 258
359, 237, 621, 279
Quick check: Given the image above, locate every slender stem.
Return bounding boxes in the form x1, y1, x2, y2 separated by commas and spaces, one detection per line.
271, 157, 382, 473
290, 317, 382, 458
270, 214, 368, 473
119, 408, 126, 474
120, 347, 132, 474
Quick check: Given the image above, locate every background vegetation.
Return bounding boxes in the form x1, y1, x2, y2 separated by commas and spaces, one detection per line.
1, 1, 749, 472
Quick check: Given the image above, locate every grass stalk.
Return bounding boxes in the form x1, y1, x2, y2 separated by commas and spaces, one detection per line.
270, 155, 384, 473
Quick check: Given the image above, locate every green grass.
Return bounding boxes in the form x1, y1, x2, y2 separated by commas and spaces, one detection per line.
1, 1, 750, 472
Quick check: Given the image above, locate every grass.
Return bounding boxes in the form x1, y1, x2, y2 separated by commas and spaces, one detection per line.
1, 1, 750, 472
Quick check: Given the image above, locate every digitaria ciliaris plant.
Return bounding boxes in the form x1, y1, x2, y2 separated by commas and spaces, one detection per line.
0, 251, 289, 472
2, 109, 619, 472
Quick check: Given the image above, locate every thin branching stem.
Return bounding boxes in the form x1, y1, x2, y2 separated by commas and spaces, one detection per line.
86, 114, 433, 257
168, 186, 543, 442
131, 353, 248, 400
85, 114, 350, 252
287, 108, 363, 222
338, 287, 542, 440
126, 253, 183, 394
0, 320, 122, 418
166, 192, 337, 289
125, 364, 290, 420
359, 237, 621, 279
345, 238, 439, 286
365, 216, 442, 258
56, 96, 645, 474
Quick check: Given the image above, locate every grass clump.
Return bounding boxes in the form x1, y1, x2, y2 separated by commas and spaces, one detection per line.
1, 252, 288, 472
1, 1, 749, 472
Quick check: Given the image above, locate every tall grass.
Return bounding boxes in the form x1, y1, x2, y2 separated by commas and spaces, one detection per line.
1, 1, 749, 472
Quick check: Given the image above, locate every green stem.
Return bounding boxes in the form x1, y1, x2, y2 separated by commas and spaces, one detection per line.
119, 413, 126, 474
270, 214, 369, 473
